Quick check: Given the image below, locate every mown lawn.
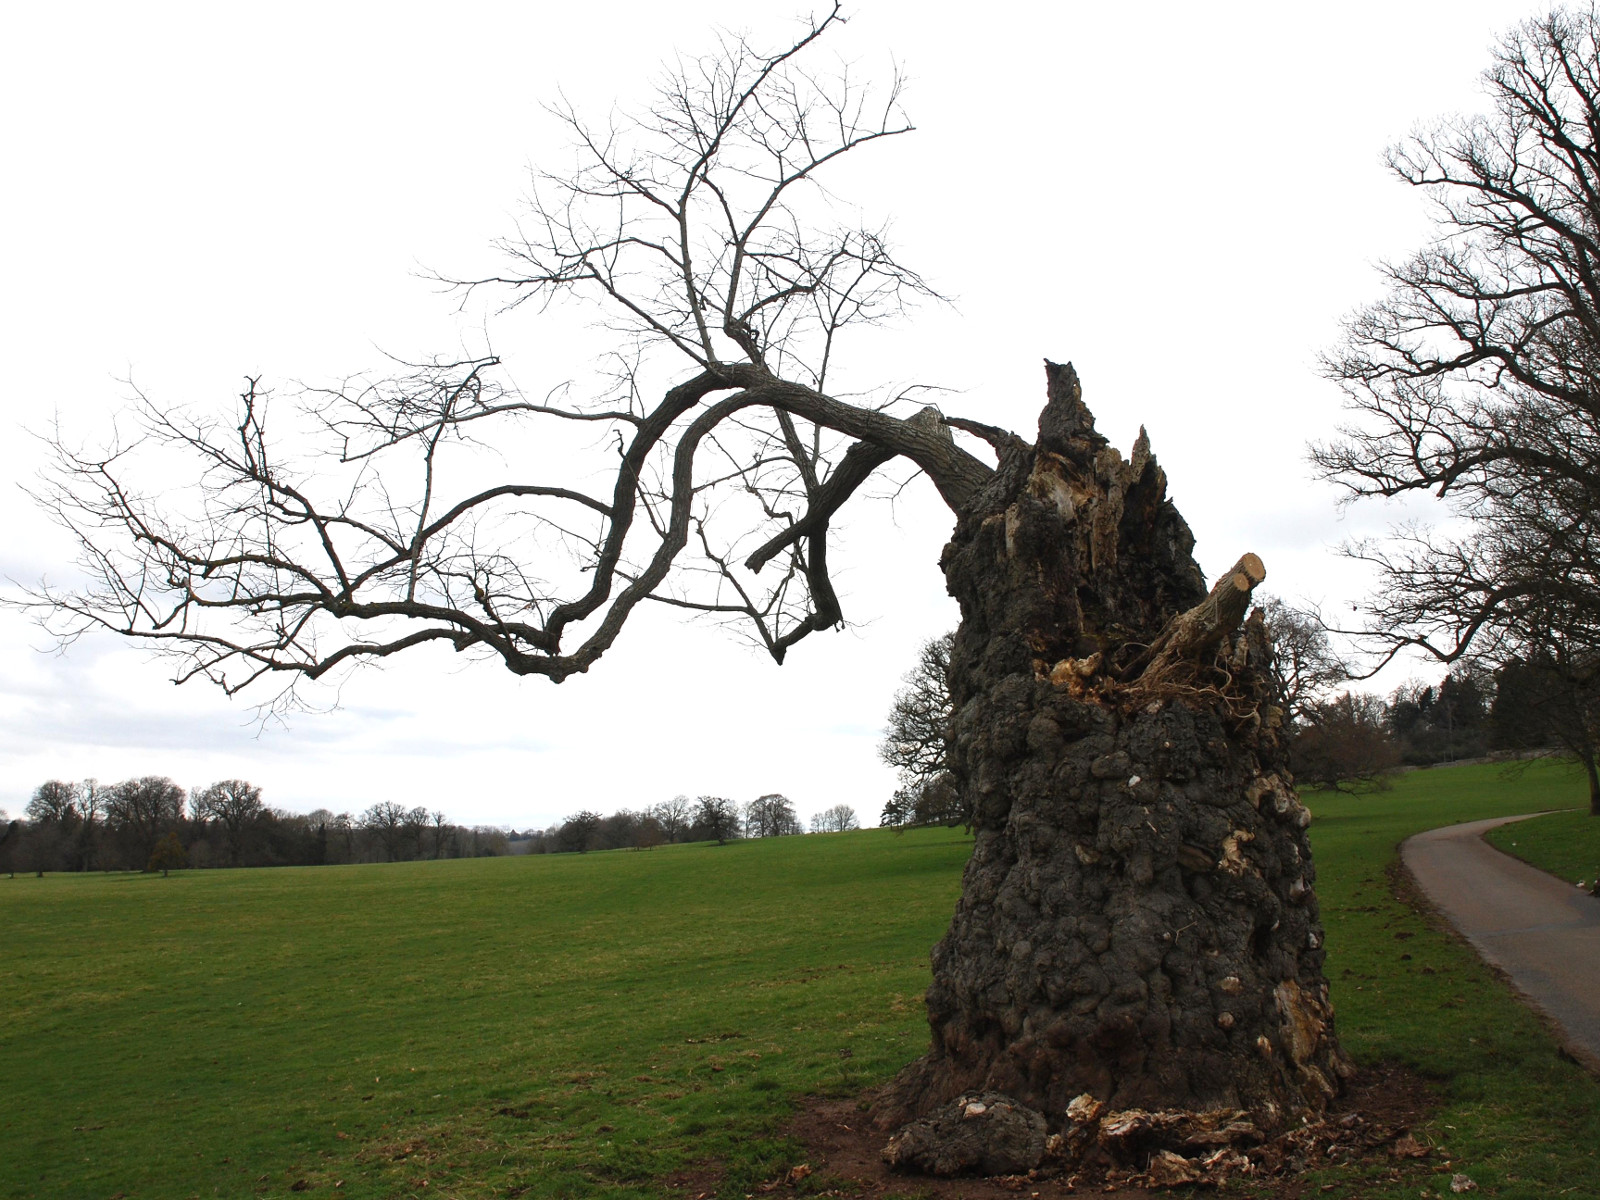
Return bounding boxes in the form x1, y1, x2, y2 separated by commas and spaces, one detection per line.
2, 759, 1597, 1199
1484, 796, 1600, 888
1305, 759, 1600, 1198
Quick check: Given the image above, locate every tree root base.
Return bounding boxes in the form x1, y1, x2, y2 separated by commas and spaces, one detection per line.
773, 1064, 1437, 1198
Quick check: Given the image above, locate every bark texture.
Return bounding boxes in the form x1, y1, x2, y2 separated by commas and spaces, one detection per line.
878, 363, 1347, 1160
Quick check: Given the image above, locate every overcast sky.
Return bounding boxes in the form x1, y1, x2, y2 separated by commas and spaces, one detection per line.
0, 1, 1556, 829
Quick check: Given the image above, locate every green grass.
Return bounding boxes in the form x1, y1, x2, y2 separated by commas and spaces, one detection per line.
1, 831, 967, 1199
1484, 799, 1600, 888
1306, 758, 1599, 1198
2, 759, 1598, 1199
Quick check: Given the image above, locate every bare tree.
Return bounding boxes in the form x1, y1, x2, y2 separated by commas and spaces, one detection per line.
1290, 693, 1401, 792
20, 11, 1344, 1164
692, 796, 740, 845
743, 792, 800, 837
809, 802, 858, 833
1315, 10, 1600, 805
25, 780, 81, 826
1256, 599, 1345, 728
651, 795, 692, 843
400, 805, 431, 859
558, 809, 604, 853
878, 633, 963, 820
193, 779, 264, 866
103, 777, 185, 869
360, 800, 410, 862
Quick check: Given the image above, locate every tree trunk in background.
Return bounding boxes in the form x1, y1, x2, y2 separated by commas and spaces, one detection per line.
878, 364, 1348, 1164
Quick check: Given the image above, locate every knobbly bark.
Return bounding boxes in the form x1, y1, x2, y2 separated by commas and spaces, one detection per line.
877, 363, 1348, 1169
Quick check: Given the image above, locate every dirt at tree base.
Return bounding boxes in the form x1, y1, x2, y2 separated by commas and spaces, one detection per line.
750, 1064, 1438, 1199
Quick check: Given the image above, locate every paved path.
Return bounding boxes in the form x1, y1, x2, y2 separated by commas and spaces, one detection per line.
1402, 814, 1600, 1071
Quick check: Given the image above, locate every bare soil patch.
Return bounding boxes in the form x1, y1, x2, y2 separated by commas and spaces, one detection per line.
748, 1064, 1438, 1199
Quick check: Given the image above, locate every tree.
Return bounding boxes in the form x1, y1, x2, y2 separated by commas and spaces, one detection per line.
192, 779, 264, 866
744, 793, 801, 837
22, 13, 1344, 1167
360, 800, 410, 862
692, 796, 740, 846
652, 796, 692, 844
809, 803, 858, 833
103, 777, 185, 869
1290, 692, 1402, 791
400, 805, 431, 859
25, 780, 81, 826
20, 780, 83, 874
1314, 10, 1600, 806
881, 633, 955, 790
1257, 599, 1344, 729
1492, 652, 1600, 804
558, 809, 604, 853
147, 831, 188, 877
75, 779, 104, 871
1385, 669, 1492, 766
879, 790, 912, 828
0, 819, 19, 878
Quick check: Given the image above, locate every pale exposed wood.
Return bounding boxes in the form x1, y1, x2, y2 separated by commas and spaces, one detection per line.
1130, 553, 1267, 681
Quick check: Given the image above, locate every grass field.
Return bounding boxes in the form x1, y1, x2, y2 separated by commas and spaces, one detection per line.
1484, 799, 1600, 888
2, 759, 1598, 1199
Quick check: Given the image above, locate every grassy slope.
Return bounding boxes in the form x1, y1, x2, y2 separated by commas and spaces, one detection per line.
1307, 759, 1600, 1198
1484, 802, 1600, 888
2, 760, 1597, 1199
1, 831, 968, 1199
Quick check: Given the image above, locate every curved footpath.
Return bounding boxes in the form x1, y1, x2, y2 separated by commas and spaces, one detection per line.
1402, 814, 1600, 1071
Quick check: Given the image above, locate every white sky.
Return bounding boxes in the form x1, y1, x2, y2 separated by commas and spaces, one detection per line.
0, 1, 1554, 829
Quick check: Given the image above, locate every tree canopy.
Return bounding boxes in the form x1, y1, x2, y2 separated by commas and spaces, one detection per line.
25, 6, 1000, 716
1317, 9, 1600, 679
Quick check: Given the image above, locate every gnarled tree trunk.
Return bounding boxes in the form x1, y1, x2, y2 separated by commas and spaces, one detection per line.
878, 363, 1347, 1169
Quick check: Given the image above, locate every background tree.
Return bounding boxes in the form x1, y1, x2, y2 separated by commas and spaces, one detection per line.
103, 777, 185, 869
22, 11, 1346, 1161
879, 790, 912, 828
594, 809, 643, 850
146, 831, 188, 876
879, 632, 969, 829
1257, 598, 1345, 728
692, 797, 740, 846
651, 796, 692, 844
1315, 9, 1600, 808
557, 810, 604, 853
1492, 651, 1600, 802
192, 780, 264, 867
743, 793, 801, 837
1290, 693, 1402, 791
810, 803, 859, 833
360, 800, 409, 862
400, 806, 430, 859
1384, 669, 1492, 766
75, 779, 103, 871
0, 818, 19, 878
25, 780, 81, 826
21, 780, 82, 874
880, 634, 953, 788
634, 813, 667, 850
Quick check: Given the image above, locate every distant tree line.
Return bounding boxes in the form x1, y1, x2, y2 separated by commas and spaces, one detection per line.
520, 793, 858, 854
0, 778, 512, 877
1261, 603, 1573, 791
